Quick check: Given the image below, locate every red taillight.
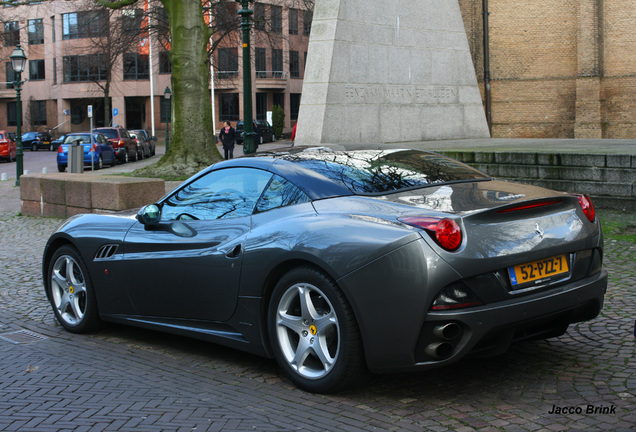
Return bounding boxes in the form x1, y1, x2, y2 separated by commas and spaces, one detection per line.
399, 216, 463, 251
119, 139, 124, 147
576, 194, 596, 222
57, 145, 63, 153
91, 144, 97, 152
496, 199, 562, 214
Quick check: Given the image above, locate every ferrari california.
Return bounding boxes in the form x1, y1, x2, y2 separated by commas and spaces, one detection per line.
42, 148, 607, 393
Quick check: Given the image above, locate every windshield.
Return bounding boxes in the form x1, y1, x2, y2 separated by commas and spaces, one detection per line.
282, 149, 489, 194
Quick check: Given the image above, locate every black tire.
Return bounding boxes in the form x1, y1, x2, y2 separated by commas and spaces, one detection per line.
95, 155, 103, 170
131, 149, 138, 162
32, 143, 38, 152
268, 266, 367, 393
49, 144, 54, 151
57, 164, 66, 172
46, 245, 101, 333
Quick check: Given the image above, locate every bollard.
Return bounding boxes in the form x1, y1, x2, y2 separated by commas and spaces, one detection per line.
42, 167, 48, 174
24, 170, 29, 175
69, 140, 84, 173
1, 173, 7, 181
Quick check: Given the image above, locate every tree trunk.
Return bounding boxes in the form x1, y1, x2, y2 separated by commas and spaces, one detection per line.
135, 0, 222, 179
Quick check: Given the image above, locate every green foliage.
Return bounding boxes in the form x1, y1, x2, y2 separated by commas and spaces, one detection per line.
598, 210, 636, 243
272, 105, 285, 138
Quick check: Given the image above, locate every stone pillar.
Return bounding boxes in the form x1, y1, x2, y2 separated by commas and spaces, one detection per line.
575, 0, 603, 138
295, 0, 490, 146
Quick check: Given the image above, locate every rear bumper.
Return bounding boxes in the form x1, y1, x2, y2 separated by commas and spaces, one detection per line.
370, 270, 607, 373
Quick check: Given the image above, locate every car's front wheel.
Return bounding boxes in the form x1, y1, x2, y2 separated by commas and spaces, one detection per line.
46, 245, 101, 333
32, 143, 38, 152
268, 267, 367, 393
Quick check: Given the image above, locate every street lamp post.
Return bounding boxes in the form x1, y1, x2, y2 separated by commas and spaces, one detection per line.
164, 86, 171, 153
237, 0, 256, 154
10, 44, 27, 186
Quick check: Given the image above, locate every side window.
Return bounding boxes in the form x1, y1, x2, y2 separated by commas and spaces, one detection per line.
161, 168, 273, 221
255, 175, 310, 213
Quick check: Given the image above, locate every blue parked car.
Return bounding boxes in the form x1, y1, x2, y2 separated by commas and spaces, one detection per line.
56, 132, 116, 172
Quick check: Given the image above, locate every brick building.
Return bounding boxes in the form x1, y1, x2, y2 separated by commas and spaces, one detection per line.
1, 1, 633, 140
0, 0, 310, 138
459, 0, 636, 138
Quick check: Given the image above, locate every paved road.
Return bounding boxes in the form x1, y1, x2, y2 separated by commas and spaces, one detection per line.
0, 146, 634, 431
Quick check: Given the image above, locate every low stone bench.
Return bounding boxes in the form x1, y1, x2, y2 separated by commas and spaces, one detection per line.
20, 173, 165, 218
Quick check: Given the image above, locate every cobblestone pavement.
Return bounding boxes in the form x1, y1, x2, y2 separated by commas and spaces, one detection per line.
0, 178, 634, 432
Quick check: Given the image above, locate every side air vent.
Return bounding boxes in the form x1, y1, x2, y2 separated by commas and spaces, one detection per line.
94, 244, 119, 260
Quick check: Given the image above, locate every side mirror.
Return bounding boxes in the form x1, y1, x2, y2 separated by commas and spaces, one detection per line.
137, 204, 161, 225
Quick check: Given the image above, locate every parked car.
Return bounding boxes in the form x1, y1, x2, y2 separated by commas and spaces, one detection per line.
50, 135, 67, 151
129, 131, 151, 160
21, 131, 52, 151
235, 120, 275, 145
42, 148, 607, 393
92, 127, 137, 163
56, 132, 116, 172
0, 130, 16, 162
129, 129, 156, 156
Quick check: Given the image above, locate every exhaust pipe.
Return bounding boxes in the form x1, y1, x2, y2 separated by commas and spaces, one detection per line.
433, 323, 461, 341
425, 342, 454, 360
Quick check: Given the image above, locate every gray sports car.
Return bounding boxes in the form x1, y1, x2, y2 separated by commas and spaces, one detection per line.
42, 148, 607, 393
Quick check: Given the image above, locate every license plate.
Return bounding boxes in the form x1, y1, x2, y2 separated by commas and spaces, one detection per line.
508, 254, 569, 287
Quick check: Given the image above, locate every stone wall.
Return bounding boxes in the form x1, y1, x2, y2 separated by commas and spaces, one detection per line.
458, 0, 636, 139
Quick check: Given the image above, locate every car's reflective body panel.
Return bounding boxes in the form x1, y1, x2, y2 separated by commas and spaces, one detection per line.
43, 149, 606, 379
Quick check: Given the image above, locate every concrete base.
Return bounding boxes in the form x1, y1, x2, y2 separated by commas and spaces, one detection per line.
20, 173, 165, 218
295, 0, 490, 146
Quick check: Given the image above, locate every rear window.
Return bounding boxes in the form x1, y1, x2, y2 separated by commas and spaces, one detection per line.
287, 149, 489, 194
96, 129, 117, 139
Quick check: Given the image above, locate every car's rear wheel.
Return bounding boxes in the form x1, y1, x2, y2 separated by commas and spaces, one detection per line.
57, 164, 66, 172
268, 267, 367, 393
47, 245, 101, 333
32, 143, 38, 152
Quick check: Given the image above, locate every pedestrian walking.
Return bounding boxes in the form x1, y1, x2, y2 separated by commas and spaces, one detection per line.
291, 122, 297, 146
219, 121, 236, 160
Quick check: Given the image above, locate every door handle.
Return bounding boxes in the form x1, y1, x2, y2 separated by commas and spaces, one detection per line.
225, 244, 242, 258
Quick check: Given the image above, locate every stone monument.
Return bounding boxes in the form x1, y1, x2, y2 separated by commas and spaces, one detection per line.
294, 0, 490, 145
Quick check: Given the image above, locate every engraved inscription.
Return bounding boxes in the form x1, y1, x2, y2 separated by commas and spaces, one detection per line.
344, 85, 458, 104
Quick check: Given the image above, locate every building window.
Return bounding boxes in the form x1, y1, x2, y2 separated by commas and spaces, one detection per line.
4, 21, 19, 47
62, 10, 108, 40
28, 19, 44, 45
5, 62, 16, 89
255, 48, 266, 78
159, 51, 171, 74
272, 49, 283, 77
51, 16, 55, 42
218, 48, 238, 79
53, 57, 56, 84
122, 8, 143, 33
7, 101, 17, 127
30, 100, 47, 126
303, 10, 313, 36
290, 93, 301, 121
289, 51, 300, 78
29, 59, 45, 81
256, 93, 267, 120
160, 97, 172, 123
123, 53, 149, 80
219, 93, 239, 121
288, 9, 298, 35
253, 3, 265, 31
63, 54, 107, 82
273, 93, 284, 110
271, 6, 282, 34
